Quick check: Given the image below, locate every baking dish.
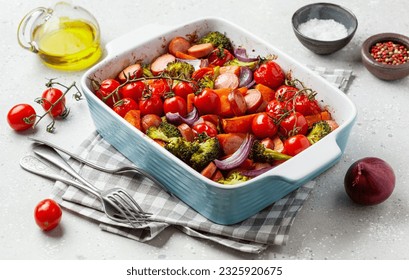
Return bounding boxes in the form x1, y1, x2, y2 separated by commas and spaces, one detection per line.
80, 17, 357, 225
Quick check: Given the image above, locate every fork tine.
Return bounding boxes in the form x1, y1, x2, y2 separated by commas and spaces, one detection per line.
117, 189, 152, 216
105, 195, 137, 227
111, 193, 147, 223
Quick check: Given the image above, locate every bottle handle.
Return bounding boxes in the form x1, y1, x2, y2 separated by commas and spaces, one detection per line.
17, 7, 49, 53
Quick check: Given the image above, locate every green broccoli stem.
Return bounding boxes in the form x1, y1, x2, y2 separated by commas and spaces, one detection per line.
264, 148, 292, 161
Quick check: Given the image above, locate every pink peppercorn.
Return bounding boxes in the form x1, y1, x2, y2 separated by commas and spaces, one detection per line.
370, 41, 409, 65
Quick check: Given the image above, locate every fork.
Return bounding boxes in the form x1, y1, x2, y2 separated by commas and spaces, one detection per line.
29, 137, 171, 194
31, 144, 151, 227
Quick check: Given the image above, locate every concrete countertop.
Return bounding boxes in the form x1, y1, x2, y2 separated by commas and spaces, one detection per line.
1, 0, 408, 260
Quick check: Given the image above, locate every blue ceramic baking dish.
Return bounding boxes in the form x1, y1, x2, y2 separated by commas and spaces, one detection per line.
80, 17, 356, 225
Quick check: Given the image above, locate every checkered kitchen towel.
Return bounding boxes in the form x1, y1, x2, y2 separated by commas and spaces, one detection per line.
50, 67, 351, 253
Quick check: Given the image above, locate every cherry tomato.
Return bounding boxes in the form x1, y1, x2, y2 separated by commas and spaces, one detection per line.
275, 85, 298, 101
95, 78, 121, 107
7, 104, 37, 131
147, 78, 171, 97
34, 198, 62, 231
41, 88, 66, 117
192, 67, 214, 81
194, 88, 221, 115
251, 113, 278, 139
163, 96, 187, 117
253, 61, 285, 90
192, 121, 218, 137
173, 81, 197, 100
208, 48, 234, 66
283, 134, 311, 156
279, 111, 308, 137
265, 99, 291, 121
294, 94, 322, 116
119, 81, 146, 102
113, 97, 139, 117
139, 94, 164, 116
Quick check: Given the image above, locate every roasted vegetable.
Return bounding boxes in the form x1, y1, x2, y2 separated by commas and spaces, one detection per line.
142, 63, 154, 77
197, 31, 232, 50
306, 121, 332, 144
218, 171, 249, 185
225, 58, 259, 70
250, 140, 292, 164
164, 61, 195, 79
165, 137, 200, 163
190, 137, 221, 171
146, 121, 181, 142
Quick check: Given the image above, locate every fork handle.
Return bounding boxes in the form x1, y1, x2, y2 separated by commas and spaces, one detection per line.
32, 144, 102, 195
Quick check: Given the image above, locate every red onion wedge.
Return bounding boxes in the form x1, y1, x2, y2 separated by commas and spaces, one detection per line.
238, 66, 253, 88
166, 105, 199, 126
240, 166, 274, 177
214, 134, 254, 170
344, 157, 395, 206
234, 47, 258, 62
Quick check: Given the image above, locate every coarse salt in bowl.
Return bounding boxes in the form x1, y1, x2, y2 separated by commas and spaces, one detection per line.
292, 2, 358, 54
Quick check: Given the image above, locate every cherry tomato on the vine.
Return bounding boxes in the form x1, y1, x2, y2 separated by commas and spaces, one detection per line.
192, 121, 218, 137
266, 99, 291, 121
208, 48, 234, 66
283, 134, 311, 156
147, 78, 171, 97
279, 111, 308, 137
275, 85, 298, 101
34, 198, 62, 231
173, 81, 197, 100
163, 96, 187, 117
139, 94, 164, 116
41, 88, 66, 117
113, 98, 139, 118
294, 94, 322, 116
192, 67, 214, 81
253, 60, 285, 90
194, 88, 221, 115
119, 81, 146, 102
7, 104, 37, 131
95, 78, 121, 107
251, 112, 278, 139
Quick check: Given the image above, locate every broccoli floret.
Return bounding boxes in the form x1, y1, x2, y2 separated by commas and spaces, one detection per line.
190, 137, 221, 171
250, 140, 292, 164
225, 58, 259, 70
307, 121, 332, 144
197, 31, 233, 50
142, 63, 154, 77
164, 61, 195, 79
197, 75, 215, 90
165, 137, 200, 163
146, 122, 181, 142
218, 172, 249, 185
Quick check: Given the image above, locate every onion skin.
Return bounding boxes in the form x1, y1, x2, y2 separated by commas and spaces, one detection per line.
344, 157, 395, 206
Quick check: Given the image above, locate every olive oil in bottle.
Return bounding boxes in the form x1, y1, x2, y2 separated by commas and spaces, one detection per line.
33, 18, 102, 71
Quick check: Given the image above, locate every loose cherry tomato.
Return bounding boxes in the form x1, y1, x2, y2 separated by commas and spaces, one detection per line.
294, 94, 322, 116
119, 81, 146, 102
95, 78, 121, 107
192, 121, 218, 137
147, 78, 171, 97
173, 81, 197, 100
7, 104, 37, 131
163, 95, 187, 117
208, 48, 234, 66
283, 134, 311, 156
253, 61, 285, 90
139, 94, 164, 116
275, 85, 298, 101
251, 112, 278, 139
265, 99, 291, 121
34, 198, 62, 231
113, 97, 139, 117
279, 111, 308, 137
41, 88, 66, 117
192, 67, 214, 81
194, 88, 221, 115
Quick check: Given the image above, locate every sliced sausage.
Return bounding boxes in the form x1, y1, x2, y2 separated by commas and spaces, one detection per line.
272, 136, 284, 152
228, 89, 247, 116
244, 89, 263, 114
216, 133, 247, 155
177, 123, 195, 142
260, 137, 275, 150
219, 65, 240, 76
168, 36, 191, 56
214, 72, 239, 89
117, 63, 142, 83
150, 53, 176, 75
141, 114, 162, 132
187, 43, 214, 58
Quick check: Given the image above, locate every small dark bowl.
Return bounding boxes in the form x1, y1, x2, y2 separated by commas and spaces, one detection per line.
361, 33, 409, 81
292, 3, 358, 55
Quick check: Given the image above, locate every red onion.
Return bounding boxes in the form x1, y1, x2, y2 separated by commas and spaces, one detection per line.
238, 66, 253, 87
240, 166, 274, 177
233, 47, 258, 62
166, 106, 199, 126
344, 157, 395, 205
214, 134, 254, 170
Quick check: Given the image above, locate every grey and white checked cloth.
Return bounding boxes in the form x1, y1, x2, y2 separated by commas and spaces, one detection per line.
307, 65, 353, 92
50, 67, 352, 253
